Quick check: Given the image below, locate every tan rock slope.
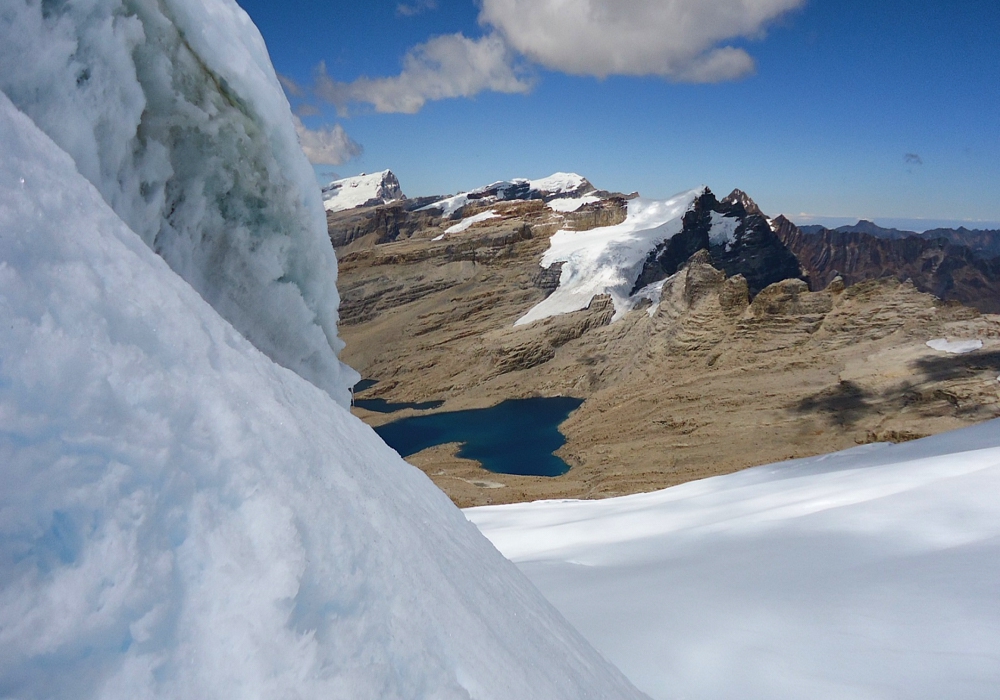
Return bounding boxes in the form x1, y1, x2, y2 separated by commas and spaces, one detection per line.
332, 191, 1000, 507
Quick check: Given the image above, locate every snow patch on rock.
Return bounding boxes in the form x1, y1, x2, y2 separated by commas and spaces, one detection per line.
708, 211, 740, 251
445, 209, 500, 234
926, 338, 983, 354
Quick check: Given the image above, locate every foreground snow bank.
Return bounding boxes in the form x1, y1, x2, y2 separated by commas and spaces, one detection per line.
516, 189, 703, 326
0, 87, 645, 700
468, 422, 1000, 700
0, 0, 355, 404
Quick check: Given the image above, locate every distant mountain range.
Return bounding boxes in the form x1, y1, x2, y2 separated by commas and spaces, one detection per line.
798, 219, 1000, 259
785, 218, 1000, 313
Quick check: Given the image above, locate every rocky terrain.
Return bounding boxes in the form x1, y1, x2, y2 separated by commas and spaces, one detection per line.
801, 219, 1000, 258
775, 217, 1000, 313
330, 179, 1000, 507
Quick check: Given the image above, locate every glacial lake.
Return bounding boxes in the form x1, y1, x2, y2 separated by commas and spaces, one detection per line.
373, 397, 584, 477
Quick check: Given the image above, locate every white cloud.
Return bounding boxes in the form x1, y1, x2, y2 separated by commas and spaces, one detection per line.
396, 0, 438, 17
315, 33, 532, 114
478, 0, 804, 81
292, 116, 363, 165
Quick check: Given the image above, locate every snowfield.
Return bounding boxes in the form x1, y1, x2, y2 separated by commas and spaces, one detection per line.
516, 188, 704, 326
322, 170, 403, 212
468, 421, 1000, 700
0, 1, 648, 698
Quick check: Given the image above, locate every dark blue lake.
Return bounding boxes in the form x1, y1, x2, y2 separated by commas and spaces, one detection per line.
351, 379, 444, 413
373, 397, 584, 477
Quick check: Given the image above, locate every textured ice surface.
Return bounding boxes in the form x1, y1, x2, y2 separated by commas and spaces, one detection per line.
0, 0, 356, 404
516, 189, 703, 326
469, 421, 1000, 700
0, 89, 647, 700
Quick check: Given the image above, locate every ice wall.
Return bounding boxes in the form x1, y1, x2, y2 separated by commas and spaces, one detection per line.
0, 90, 647, 700
0, 0, 357, 404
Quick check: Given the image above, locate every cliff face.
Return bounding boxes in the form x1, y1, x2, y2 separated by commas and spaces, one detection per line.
774, 216, 1000, 314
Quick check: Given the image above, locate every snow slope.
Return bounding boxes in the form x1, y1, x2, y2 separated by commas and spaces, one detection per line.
0, 88, 647, 700
516, 189, 703, 326
322, 170, 404, 212
0, 0, 355, 405
468, 421, 1000, 700
418, 172, 594, 217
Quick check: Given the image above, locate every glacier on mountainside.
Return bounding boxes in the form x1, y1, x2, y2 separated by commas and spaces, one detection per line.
516, 188, 704, 326
0, 77, 648, 700
0, 0, 356, 405
468, 421, 1000, 700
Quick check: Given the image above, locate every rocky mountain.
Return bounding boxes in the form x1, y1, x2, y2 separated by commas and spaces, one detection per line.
322, 169, 405, 212
775, 216, 1000, 313
800, 220, 1000, 259
630, 187, 804, 297
329, 176, 1000, 507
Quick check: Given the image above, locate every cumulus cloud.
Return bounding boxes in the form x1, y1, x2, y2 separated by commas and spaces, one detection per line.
315, 33, 532, 114
397, 0, 438, 17
478, 0, 805, 81
292, 116, 363, 165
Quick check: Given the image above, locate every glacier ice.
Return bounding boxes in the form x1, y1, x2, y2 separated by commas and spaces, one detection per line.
0, 83, 647, 699
516, 189, 704, 326
0, 0, 357, 405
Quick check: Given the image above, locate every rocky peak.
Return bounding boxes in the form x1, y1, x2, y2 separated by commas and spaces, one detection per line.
630, 188, 805, 298
720, 188, 763, 218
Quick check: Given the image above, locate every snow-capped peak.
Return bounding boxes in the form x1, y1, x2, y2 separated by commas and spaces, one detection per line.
322, 169, 404, 212
530, 172, 591, 195
417, 173, 596, 217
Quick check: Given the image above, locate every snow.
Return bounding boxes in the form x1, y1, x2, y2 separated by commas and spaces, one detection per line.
445, 209, 500, 234
0, 0, 356, 405
708, 211, 740, 250
0, 81, 645, 700
547, 195, 600, 213
322, 170, 403, 212
529, 172, 588, 194
419, 173, 591, 217
418, 192, 471, 217
467, 421, 1000, 700
516, 188, 704, 326
632, 277, 673, 317
926, 338, 984, 354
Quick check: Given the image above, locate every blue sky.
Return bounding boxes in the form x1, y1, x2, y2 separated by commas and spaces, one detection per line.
238, 0, 1000, 230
